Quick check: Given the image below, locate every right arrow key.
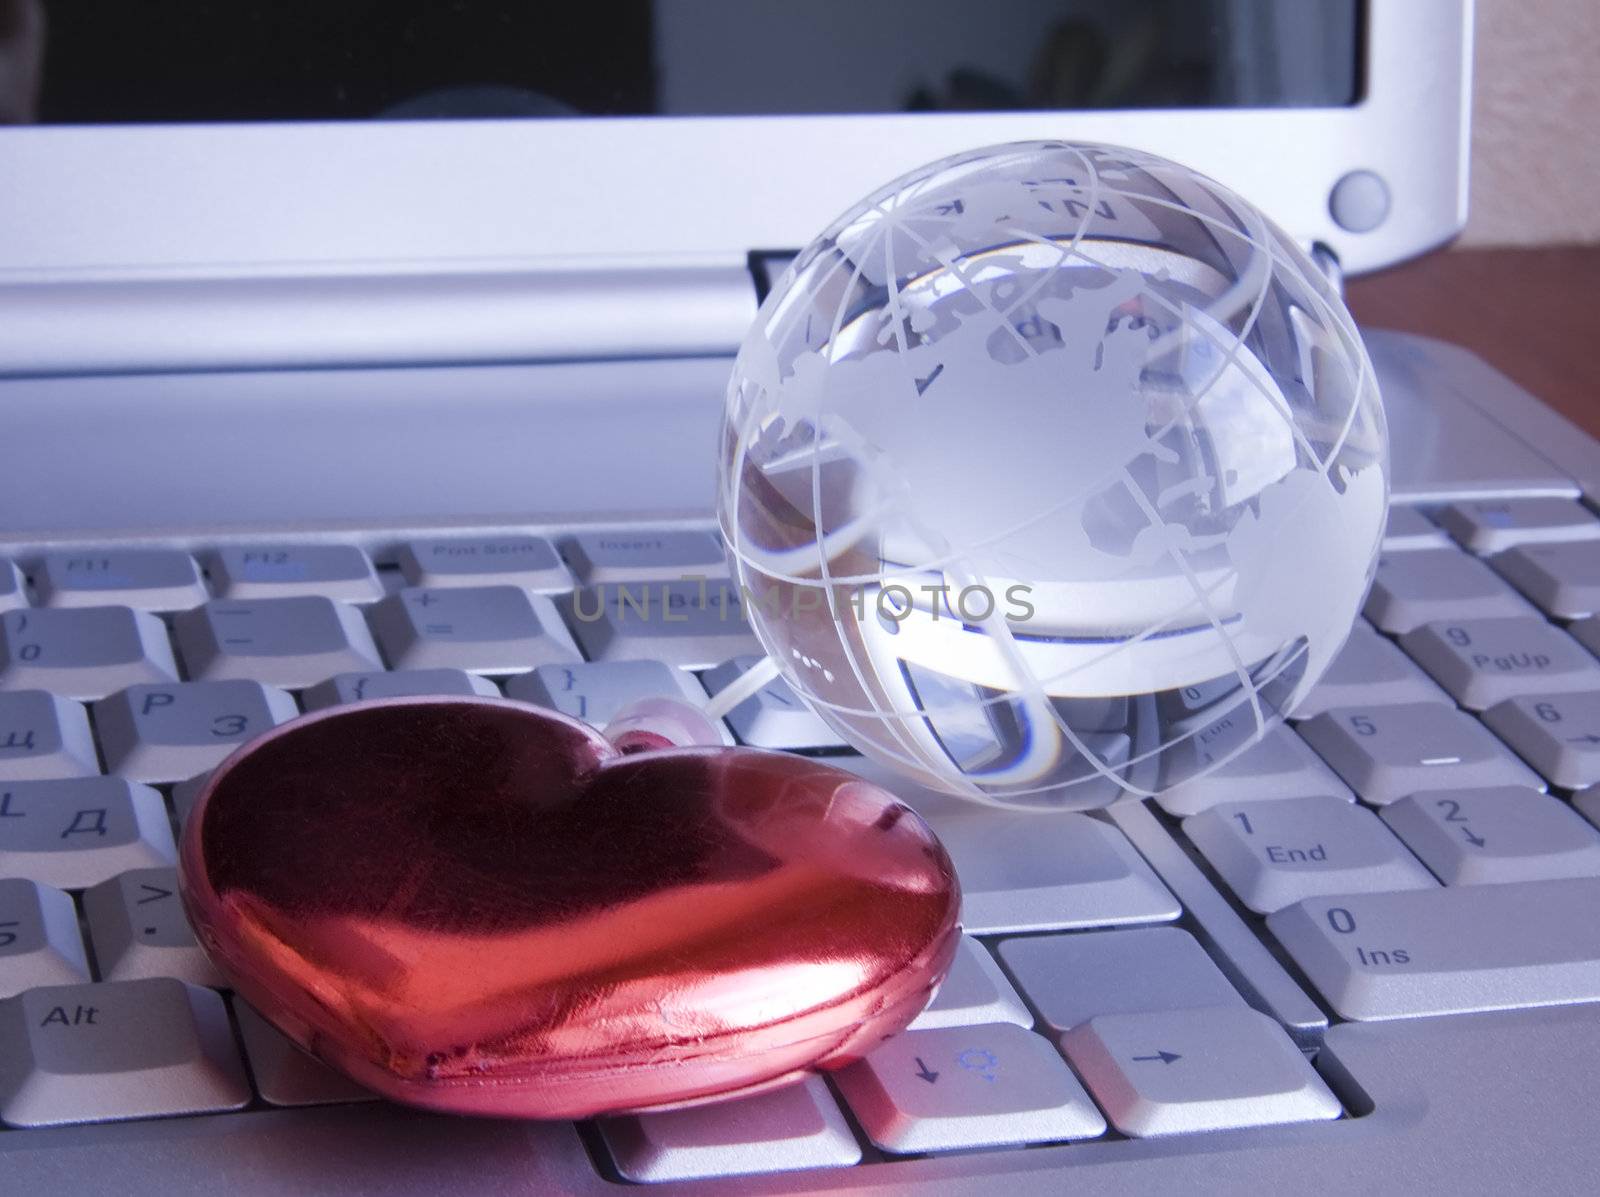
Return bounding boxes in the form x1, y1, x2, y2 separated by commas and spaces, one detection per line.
1061, 1006, 1340, 1138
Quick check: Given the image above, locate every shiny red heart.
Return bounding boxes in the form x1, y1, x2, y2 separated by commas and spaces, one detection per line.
179, 697, 959, 1119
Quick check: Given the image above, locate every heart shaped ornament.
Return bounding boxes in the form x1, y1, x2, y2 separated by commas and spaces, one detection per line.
179, 697, 959, 1119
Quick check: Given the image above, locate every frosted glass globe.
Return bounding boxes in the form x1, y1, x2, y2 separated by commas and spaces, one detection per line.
719, 141, 1386, 810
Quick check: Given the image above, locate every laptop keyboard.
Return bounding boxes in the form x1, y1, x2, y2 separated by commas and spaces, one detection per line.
4, 502, 1600, 1183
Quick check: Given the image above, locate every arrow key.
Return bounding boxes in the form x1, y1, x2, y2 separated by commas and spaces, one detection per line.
82, 867, 222, 987
834, 1022, 1105, 1153
1061, 1005, 1339, 1137
1381, 787, 1600, 885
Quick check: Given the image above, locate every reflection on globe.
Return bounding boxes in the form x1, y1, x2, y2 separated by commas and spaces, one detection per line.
719, 141, 1387, 810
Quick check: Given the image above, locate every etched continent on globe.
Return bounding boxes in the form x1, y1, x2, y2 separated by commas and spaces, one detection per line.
720, 141, 1387, 809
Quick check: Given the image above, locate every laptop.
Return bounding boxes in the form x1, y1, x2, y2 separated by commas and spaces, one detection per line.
6, 0, 1600, 1190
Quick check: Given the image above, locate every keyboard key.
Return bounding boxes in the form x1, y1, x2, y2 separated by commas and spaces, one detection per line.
95, 681, 299, 785
206, 545, 384, 603
1299, 702, 1542, 804
0, 691, 99, 780
302, 668, 500, 709
562, 530, 727, 584
0, 879, 89, 997
835, 1022, 1105, 1153
1381, 787, 1600, 885
1382, 505, 1448, 551
1438, 497, 1600, 554
1364, 547, 1534, 634
175, 597, 382, 689
506, 658, 728, 742
1155, 723, 1353, 817
1060, 1006, 1339, 1138
0, 606, 179, 701
1290, 620, 1449, 719
599, 1076, 859, 1183
1567, 614, 1600, 662
1492, 540, 1600, 619
83, 867, 222, 987
0, 978, 250, 1127
1399, 617, 1598, 710
1483, 691, 1600, 789
35, 550, 207, 613
563, 579, 760, 669
170, 773, 209, 828
0, 560, 24, 612
232, 1000, 375, 1108
908, 935, 1031, 1030
0, 777, 175, 889
1267, 878, 1600, 1019
998, 927, 1243, 1035
701, 656, 845, 749
1184, 796, 1436, 914
398, 536, 572, 593
371, 586, 580, 675
916, 805, 1178, 935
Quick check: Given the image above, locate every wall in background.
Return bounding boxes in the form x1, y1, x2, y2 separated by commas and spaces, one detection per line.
1460, 0, 1600, 246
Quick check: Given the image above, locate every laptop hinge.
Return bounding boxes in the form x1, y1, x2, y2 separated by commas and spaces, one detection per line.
0, 262, 757, 376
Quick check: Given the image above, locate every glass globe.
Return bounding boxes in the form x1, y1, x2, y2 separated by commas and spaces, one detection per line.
719, 140, 1386, 810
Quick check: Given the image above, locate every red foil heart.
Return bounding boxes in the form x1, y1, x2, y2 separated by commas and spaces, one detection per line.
178, 697, 959, 1119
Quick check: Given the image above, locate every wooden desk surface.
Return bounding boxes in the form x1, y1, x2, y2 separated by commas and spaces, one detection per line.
1346, 246, 1600, 437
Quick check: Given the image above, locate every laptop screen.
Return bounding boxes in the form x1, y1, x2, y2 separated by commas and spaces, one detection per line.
14, 0, 1361, 125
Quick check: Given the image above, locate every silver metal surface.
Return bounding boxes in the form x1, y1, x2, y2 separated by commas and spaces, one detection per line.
1290, 620, 1450, 719
33, 550, 208, 613
908, 935, 1032, 1032
1268, 877, 1600, 1019
1398, 616, 1598, 710
599, 1076, 859, 1184
1484, 691, 1600, 789
397, 537, 573, 594
1298, 701, 1543, 804
1154, 724, 1354, 817
207, 545, 385, 604
1436, 498, 1600, 554
1380, 787, 1600, 885
174, 597, 382, 689
93, 680, 299, 784
82, 868, 223, 987
1492, 540, 1600, 619
0, 778, 175, 889
997, 927, 1244, 1035
1364, 546, 1537, 634
1184, 796, 1436, 914
0, 690, 99, 780
1061, 1006, 1340, 1138
302, 669, 500, 710
0, 878, 90, 996
833, 1022, 1106, 1153
0, 606, 180, 701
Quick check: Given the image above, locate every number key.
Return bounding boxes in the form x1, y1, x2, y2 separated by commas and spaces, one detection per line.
1382, 787, 1600, 885
1298, 702, 1542, 804
0, 606, 179, 701
1399, 616, 1598, 710
1483, 691, 1600, 789
0, 560, 23, 613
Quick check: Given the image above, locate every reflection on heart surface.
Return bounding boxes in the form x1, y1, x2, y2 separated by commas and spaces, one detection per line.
180, 697, 959, 1118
